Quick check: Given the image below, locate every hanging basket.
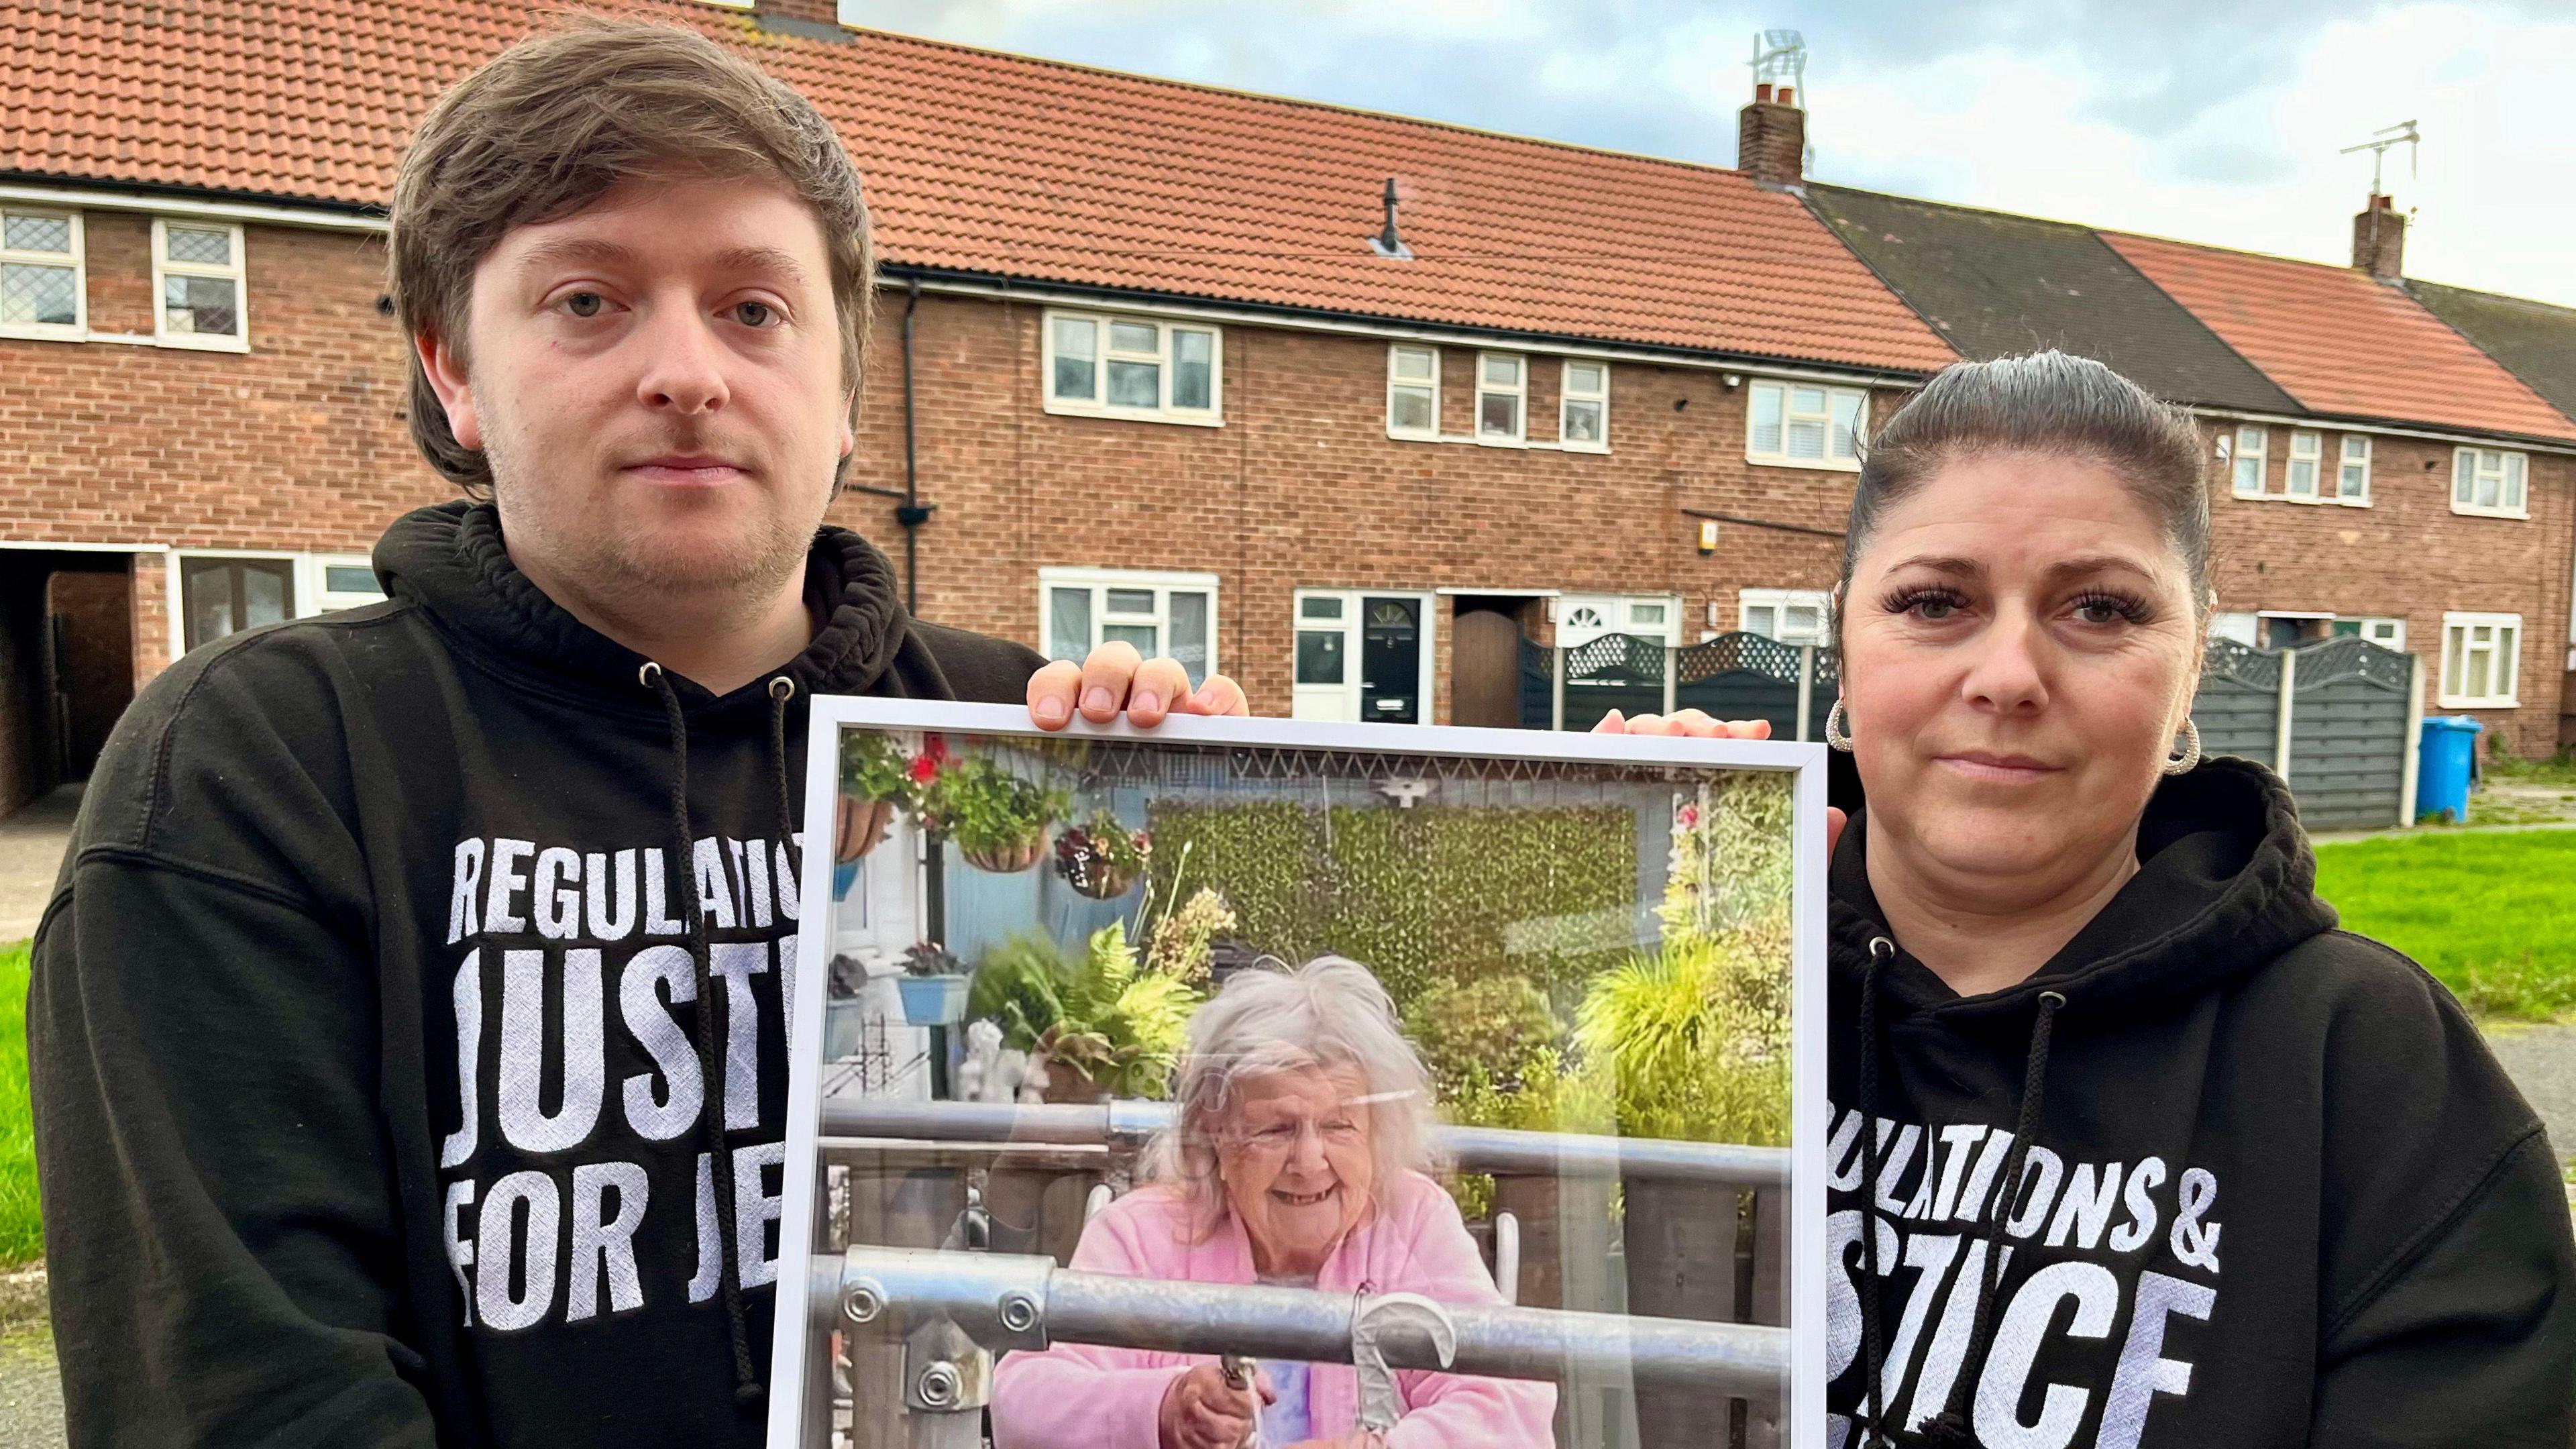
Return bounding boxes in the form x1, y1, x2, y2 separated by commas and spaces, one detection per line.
960, 833, 1046, 873
1057, 852, 1140, 900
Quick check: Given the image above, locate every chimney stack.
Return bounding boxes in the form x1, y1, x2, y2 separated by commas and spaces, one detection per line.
2351, 193, 2406, 280
1738, 83, 1806, 189
752, 0, 845, 32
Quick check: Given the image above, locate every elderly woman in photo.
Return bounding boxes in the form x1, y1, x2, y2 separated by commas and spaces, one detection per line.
990, 957, 1556, 1449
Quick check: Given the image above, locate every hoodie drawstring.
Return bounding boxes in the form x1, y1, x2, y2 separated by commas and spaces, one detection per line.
1855, 938, 2067, 1448
1856, 936, 1894, 1446
642, 661, 765, 1411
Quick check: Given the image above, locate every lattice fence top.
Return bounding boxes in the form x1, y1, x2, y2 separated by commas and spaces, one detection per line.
1675, 631, 1806, 685
2293, 636, 2412, 692
1562, 632, 1668, 684
2201, 638, 2284, 690
994, 735, 1750, 788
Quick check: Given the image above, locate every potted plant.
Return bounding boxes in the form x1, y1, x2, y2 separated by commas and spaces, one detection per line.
1055, 810, 1152, 899
894, 941, 971, 1026
918, 754, 1067, 873
965, 923, 1200, 1101
834, 731, 928, 881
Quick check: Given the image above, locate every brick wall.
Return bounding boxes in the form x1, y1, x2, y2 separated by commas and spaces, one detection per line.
3, 213, 2567, 755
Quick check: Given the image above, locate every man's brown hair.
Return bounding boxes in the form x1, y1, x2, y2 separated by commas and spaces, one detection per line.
388, 16, 875, 495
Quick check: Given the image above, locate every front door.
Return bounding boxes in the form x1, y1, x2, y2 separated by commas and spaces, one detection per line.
1359, 596, 1421, 723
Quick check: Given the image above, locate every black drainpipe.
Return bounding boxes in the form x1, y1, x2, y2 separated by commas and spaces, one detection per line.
896, 276, 934, 614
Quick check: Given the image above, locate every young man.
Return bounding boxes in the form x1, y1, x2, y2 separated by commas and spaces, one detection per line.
29, 19, 1233, 1446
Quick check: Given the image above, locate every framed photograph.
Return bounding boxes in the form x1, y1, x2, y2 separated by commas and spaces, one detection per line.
769, 700, 1829, 1449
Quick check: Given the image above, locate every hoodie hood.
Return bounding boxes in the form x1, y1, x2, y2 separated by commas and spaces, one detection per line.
1827, 755, 2339, 1030
375, 498, 912, 723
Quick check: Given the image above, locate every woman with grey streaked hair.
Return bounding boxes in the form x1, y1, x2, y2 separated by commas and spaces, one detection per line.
991, 957, 1557, 1449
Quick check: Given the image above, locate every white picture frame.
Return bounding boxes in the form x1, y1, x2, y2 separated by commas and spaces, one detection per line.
771, 700, 1831, 1449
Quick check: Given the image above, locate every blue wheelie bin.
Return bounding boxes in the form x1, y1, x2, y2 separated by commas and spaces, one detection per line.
2415, 716, 2483, 823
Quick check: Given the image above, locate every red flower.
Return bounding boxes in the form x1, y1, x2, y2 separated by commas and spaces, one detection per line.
909, 753, 940, 784
922, 734, 952, 766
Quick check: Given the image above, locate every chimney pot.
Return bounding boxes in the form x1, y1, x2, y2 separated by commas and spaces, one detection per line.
1756, 82, 1774, 102
1778, 86, 1794, 107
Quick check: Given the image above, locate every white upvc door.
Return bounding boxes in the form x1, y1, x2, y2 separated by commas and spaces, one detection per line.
1553, 594, 1680, 649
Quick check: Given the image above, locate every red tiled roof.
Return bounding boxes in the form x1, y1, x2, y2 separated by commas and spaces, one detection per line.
0, 0, 1960, 374
2102, 231, 2576, 443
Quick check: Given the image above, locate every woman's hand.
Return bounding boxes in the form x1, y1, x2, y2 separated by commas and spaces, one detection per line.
1028, 641, 1249, 731
1594, 710, 1847, 856
1158, 1362, 1271, 1449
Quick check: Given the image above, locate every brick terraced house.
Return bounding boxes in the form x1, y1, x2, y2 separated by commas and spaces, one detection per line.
3, 0, 2573, 816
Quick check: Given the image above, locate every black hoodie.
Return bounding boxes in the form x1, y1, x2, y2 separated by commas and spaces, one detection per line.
1825, 757, 2576, 1448
30, 500, 1044, 1447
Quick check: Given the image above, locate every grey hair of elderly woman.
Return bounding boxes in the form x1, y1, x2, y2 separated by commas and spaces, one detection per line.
1142, 955, 1448, 1237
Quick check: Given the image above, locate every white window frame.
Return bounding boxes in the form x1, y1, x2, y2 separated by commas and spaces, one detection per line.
2338, 616, 2404, 648
2334, 435, 2371, 504
2229, 426, 2269, 498
1737, 588, 1833, 645
307, 553, 387, 612
1036, 567, 1220, 686
1474, 352, 1526, 445
151, 217, 248, 353
1745, 378, 1866, 472
2285, 430, 2320, 500
1040, 309, 1222, 427
1557, 358, 1610, 453
0, 205, 85, 341
1290, 588, 1438, 724
2438, 611, 2522, 709
2451, 447, 2529, 520
163, 547, 386, 660
1553, 594, 1680, 647
1386, 344, 1440, 440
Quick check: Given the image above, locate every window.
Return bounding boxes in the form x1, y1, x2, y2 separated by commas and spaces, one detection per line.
1738, 588, 1832, 645
1039, 569, 1218, 688
1559, 360, 1609, 450
2285, 431, 2320, 500
2440, 612, 2521, 707
180, 556, 295, 651
1475, 354, 1525, 443
1746, 380, 1864, 468
2336, 435, 2371, 503
2229, 427, 2268, 496
2451, 447, 2528, 519
1042, 311, 1220, 424
0, 207, 83, 340
2330, 616, 2404, 648
1387, 345, 1440, 438
1554, 594, 1679, 647
152, 218, 246, 351
311, 555, 387, 612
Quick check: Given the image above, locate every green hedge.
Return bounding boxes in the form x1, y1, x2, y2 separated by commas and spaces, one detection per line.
1144, 802, 1635, 1007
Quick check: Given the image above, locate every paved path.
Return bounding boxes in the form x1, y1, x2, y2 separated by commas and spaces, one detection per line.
0, 787, 77, 944
2486, 1022, 2576, 1173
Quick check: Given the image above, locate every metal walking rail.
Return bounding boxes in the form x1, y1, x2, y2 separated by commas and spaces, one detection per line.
817, 1097, 1789, 1189
821, 1244, 1792, 1401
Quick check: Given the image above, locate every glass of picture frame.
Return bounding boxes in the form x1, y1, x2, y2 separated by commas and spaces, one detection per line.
768, 700, 1829, 1448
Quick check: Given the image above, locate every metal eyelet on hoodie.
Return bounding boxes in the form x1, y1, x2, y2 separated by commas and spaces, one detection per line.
767, 676, 796, 701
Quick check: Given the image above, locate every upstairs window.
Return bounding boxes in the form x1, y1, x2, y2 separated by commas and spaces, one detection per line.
2285, 431, 2320, 500
1558, 360, 1609, 450
2451, 447, 2528, 519
2335, 435, 2371, 503
2229, 427, 2268, 496
154, 219, 246, 351
1747, 380, 1864, 468
1476, 353, 1525, 443
1044, 311, 1220, 425
1387, 345, 1440, 438
0, 207, 83, 340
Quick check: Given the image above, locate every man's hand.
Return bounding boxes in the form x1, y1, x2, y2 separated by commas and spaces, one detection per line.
1158, 1361, 1271, 1449
1027, 641, 1249, 730
1594, 708, 1847, 856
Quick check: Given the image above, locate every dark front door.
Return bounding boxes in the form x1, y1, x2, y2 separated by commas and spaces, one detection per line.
1359, 596, 1421, 723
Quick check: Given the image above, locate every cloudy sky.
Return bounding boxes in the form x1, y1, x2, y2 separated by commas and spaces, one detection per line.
843, 0, 2576, 307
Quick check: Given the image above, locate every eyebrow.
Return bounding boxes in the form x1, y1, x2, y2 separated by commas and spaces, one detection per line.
511, 237, 812, 290
1881, 553, 2157, 586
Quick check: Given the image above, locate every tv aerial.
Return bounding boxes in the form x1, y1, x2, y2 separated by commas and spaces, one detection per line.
1748, 30, 1815, 175
2340, 120, 2418, 195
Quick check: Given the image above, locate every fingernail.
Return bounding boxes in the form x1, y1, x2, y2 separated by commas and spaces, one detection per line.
1082, 687, 1113, 716
1132, 692, 1162, 716
1034, 696, 1067, 724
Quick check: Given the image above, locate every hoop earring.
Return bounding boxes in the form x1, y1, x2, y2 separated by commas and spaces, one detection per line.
2162, 717, 2201, 776
1825, 698, 1854, 752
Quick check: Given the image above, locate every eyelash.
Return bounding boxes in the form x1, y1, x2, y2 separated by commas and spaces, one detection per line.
1880, 586, 2152, 625
1882, 586, 1967, 619
2068, 590, 2151, 625
551, 292, 784, 327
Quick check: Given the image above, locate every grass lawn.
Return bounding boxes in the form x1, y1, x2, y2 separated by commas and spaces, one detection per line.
2314, 830, 2576, 1022
0, 941, 34, 1265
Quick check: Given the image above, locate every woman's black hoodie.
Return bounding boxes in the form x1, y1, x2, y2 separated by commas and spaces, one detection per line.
30, 501, 1043, 1446
1826, 757, 2576, 1448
